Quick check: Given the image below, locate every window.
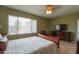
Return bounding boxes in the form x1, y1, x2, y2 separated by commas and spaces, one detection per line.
8, 16, 18, 35
18, 17, 32, 34
8, 15, 37, 35
32, 20, 37, 33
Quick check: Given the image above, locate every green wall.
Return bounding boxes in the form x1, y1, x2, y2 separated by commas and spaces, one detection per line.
50, 12, 79, 41
0, 6, 50, 40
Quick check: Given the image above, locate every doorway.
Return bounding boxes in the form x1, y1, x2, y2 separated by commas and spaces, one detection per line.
77, 20, 79, 41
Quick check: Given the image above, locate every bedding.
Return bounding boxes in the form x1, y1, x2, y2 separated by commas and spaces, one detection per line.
0, 42, 7, 53
4, 36, 59, 54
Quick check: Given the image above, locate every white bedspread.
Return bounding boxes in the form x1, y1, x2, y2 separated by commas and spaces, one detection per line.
4, 36, 59, 54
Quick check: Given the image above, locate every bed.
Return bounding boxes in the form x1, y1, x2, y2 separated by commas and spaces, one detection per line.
0, 33, 8, 53
38, 34, 60, 47
4, 36, 59, 54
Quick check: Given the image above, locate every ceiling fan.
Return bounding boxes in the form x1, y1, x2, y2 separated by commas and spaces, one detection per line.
46, 5, 62, 15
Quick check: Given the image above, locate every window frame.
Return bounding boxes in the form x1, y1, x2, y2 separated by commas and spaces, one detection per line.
8, 15, 37, 35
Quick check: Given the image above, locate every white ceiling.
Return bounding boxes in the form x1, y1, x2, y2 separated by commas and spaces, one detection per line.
3, 5, 79, 19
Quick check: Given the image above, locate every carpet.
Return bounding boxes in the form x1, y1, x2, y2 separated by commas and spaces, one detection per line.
59, 41, 76, 54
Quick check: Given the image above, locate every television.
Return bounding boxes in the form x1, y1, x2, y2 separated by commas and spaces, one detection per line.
56, 24, 67, 32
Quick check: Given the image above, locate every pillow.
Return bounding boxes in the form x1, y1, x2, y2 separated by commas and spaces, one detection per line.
0, 34, 8, 43
0, 34, 3, 41
38, 33, 45, 38
38, 33, 49, 39
1, 37, 8, 43
38, 33, 43, 36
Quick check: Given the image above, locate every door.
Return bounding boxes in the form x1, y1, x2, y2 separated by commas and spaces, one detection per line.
77, 20, 79, 41
77, 20, 79, 53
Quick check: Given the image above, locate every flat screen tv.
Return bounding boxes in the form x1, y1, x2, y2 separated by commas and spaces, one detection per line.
56, 24, 67, 32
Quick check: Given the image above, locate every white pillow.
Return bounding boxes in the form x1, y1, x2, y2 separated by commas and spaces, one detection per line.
1, 37, 8, 43
0, 34, 3, 40
0, 34, 8, 42
38, 33, 41, 36
38, 33, 43, 36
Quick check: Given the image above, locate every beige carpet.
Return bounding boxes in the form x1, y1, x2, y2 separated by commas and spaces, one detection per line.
59, 41, 76, 54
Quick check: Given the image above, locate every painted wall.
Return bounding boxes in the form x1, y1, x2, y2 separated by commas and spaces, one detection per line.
0, 6, 50, 40
50, 12, 79, 41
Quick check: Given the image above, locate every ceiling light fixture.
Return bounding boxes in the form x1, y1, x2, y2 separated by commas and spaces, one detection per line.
46, 5, 53, 15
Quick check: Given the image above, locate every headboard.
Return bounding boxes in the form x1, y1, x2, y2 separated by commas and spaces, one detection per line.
0, 33, 8, 36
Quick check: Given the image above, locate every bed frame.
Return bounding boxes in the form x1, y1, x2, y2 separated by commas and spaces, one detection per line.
38, 34, 60, 47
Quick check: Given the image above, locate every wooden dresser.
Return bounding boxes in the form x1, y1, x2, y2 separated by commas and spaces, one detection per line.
59, 32, 72, 42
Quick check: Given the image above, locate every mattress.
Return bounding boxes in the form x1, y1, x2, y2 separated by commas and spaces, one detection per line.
4, 36, 59, 54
